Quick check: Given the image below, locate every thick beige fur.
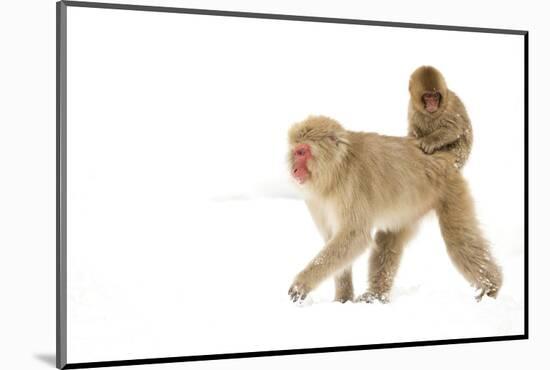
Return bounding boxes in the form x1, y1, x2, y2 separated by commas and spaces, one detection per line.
287, 115, 501, 303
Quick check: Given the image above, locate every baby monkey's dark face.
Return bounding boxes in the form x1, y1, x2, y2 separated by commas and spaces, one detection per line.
422, 91, 441, 113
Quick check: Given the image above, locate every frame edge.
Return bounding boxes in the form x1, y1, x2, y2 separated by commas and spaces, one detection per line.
63, 0, 527, 35
56, 1, 68, 369
523, 31, 529, 339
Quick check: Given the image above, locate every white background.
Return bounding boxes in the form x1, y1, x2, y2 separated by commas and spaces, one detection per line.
63, 4, 525, 364
0, 0, 545, 369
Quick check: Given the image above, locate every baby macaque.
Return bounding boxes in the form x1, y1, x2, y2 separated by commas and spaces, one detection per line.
408, 66, 473, 169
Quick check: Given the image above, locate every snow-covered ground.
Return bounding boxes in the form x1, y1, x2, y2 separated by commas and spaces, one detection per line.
67, 195, 524, 363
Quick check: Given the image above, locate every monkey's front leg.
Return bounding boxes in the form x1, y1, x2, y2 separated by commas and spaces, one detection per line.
417, 124, 461, 154
334, 267, 354, 303
288, 230, 368, 303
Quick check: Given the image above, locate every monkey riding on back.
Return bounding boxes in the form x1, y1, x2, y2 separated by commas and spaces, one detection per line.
408, 66, 473, 169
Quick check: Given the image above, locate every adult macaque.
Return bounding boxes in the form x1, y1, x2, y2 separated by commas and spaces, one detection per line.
408, 66, 473, 169
287, 116, 501, 304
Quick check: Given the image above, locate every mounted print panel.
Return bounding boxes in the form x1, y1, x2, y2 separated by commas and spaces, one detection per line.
58, 1, 527, 368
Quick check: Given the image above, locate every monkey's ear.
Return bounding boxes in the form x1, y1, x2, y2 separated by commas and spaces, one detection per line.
327, 131, 349, 146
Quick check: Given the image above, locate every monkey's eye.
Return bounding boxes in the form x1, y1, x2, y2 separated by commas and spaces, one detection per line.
296, 150, 305, 156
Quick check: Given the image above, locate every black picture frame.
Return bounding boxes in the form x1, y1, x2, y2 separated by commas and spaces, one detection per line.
56, 1, 529, 368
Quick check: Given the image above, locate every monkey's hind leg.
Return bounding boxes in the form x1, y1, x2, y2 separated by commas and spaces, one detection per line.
358, 224, 417, 303
334, 267, 354, 303
436, 173, 502, 300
